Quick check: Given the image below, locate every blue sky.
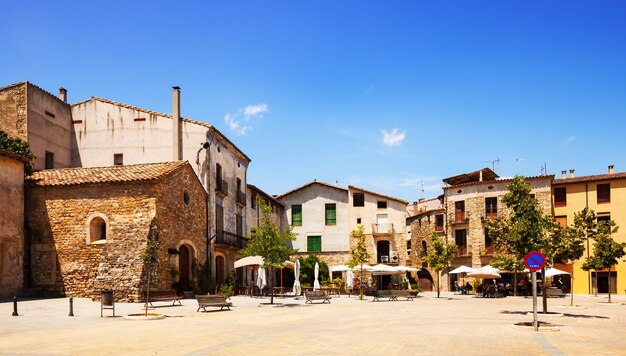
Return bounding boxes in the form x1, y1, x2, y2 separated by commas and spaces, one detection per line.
2, 1, 626, 201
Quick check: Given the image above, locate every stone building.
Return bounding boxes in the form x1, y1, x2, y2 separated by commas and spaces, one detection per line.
440, 168, 553, 291
408, 197, 445, 291
0, 149, 28, 298
246, 184, 284, 234
25, 161, 207, 301
0, 82, 73, 171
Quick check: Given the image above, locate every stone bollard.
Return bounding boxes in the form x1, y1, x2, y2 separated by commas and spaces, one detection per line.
12, 297, 18, 316
68, 297, 74, 317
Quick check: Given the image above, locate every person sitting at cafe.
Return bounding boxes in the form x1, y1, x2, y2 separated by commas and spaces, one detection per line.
465, 281, 472, 294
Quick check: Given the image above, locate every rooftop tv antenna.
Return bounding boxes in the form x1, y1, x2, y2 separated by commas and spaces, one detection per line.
515, 158, 525, 175
484, 157, 500, 171
421, 179, 424, 199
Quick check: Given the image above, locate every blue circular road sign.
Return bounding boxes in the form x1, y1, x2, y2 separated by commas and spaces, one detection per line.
524, 251, 546, 271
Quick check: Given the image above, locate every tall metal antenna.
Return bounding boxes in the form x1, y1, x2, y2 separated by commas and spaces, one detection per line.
484, 157, 500, 172
515, 158, 525, 175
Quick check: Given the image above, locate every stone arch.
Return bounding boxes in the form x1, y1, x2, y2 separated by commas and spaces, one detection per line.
417, 268, 434, 292
176, 240, 198, 290
86, 213, 109, 244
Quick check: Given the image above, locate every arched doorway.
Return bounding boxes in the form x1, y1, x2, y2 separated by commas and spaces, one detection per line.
216, 255, 225, 286
377, 240, 390, 263
417, 269, 434, 291
179, 245, 192, 290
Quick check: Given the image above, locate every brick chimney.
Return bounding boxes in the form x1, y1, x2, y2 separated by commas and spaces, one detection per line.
172, 86, 182, 161
59, 87, 67, 103
609, 165, 615, 174
561, 170, 567, 179
569, 169, 575, 179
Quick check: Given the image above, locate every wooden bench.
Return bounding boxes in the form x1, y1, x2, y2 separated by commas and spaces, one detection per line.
305, 290, 332, 304
373, 290, 415, 301
143, 290, 182, 307
545, 287, 566, 298
196, 294, 232, 312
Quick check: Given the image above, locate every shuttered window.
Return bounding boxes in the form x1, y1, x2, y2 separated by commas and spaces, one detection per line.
292, 205, 302, 226
307, 236, 322, 252
597, 184, 610, 204
325, 204, 336, 225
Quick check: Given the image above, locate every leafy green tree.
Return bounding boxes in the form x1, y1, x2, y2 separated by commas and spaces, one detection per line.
487, 176, 558, 312
583, 219, 625, 303
560, 208, 600, 305
241, 199, 296, 304
140, 236, 160, 316
298, 255, 329, 286
423, 232, 457, 298
347, 225, 371, 300
0, 129, 35, 174
489, 251, 525, 296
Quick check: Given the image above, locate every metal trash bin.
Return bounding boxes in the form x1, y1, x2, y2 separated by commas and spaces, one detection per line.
100, 290, 115, 317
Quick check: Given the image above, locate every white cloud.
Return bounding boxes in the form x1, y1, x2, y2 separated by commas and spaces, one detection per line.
381, 128, 406, 147
564, 135, 576, 144
224, 103, 268, 136
244, 103, 268, 118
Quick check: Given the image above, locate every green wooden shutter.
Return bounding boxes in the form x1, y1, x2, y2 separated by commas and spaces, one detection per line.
307, 236, 322, 252
292, 205, 302, 226
325, 204, 336, 225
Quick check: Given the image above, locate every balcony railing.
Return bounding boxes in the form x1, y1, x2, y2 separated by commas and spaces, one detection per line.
215, 230, 247, 249
435, 225, 444, 232
377, 255, 399, 264
454, 212, 467, 223
216, 178, 228, 196
372, 223, 394, 235
457, 245, 469, 256
236, 191, 246, 205
483, 245, 494, 255
484, 212, 498, 220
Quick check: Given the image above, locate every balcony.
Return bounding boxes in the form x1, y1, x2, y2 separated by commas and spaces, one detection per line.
216, 178, 228, 197
236, 191, 246, 206
457, 245, 469, 256
372, 223, 394, 235
453, 212, 468, 224
483, 212, 498, 221
434, 225, 444, 232
377, 254, 399, 264
214, 230, 247, 249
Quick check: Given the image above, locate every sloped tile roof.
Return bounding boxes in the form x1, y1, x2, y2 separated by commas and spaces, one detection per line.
275, 180, 348, 199
26, 161, 187, 187
553, 172, 626, 185
442, 174, 553, 189
348, 185, 408, 204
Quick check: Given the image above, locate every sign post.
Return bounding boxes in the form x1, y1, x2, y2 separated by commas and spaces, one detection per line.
524, 251, 546, 331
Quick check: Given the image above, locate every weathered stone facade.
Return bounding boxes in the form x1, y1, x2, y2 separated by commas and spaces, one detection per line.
0, 82, 28, 139
0, 150, 26, 298
409, 209, 445, 291
25, 162, 207, 301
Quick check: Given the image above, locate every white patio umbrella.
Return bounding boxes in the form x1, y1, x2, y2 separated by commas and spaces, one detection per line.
346, 270, 354, 290
293, 259, 301, 296
314, 262, 321, 291
394, 265, 419, 272
331, 264, 351, 272
371, 263, 401, 274
235, 256, 294, 269
449, 265, 476, 274
351, 264, 373, 271
545, 267, 570, 277
257, 267, 267, 290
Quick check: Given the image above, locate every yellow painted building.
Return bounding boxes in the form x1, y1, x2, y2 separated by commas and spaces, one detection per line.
552, 166, 626, 295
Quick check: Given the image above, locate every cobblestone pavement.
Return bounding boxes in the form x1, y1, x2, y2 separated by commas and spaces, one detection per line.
1, 292, 625, 355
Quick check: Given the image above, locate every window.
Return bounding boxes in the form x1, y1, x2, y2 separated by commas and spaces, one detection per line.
307, 236, 322, 252
597, 184, 611, 204
251, 192, 257, 209
455, 201, 466, 221
407, 239, 412, 254
421, 240, 427, 257
88, 216, 107, 243
555, 216, 567, 228
485, 197, 497, 219
291, 205, 302, 226
183, 190, 190, 205
236, 209, 243, 236
356, 218, 361, 224
325, 204, 336, 225
435, 214, 444, 231
353, 193, 365, 207
554, 187, 566, 207
377, 201, 387, 209
45, 151, 54, 169
113, 153, 123, 166
484, 228, 493, 255
597, 212, 611, 223
455, 229, 468, 255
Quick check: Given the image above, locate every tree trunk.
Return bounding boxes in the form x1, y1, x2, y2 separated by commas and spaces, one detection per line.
437, 271, 441, 298
360, 267, 364, 300
145, 269, 151, 316
541, 266, 547, 314
513, 270, 518, 297
596, 266, 612, 303
270, 266, 274, 304
594, 271, 598, 297
570, 268, 575, 306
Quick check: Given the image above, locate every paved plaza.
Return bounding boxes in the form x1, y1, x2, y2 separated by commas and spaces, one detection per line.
1, 292, 625, 355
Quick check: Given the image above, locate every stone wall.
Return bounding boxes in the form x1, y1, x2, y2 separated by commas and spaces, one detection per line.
0, 153, 25, 297
0, 82, 27, 139
25, 165, 207, 301
410, 209, 445, 291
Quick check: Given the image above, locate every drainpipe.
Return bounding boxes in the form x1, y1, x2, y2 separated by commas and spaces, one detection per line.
586, 182, 590, 294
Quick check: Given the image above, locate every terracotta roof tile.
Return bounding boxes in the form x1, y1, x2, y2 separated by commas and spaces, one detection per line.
553, 172, 626, 185
276, 181, 348, 199
442, 175, 554, 189
26, 161, 187, 187
348, 185, 408, 204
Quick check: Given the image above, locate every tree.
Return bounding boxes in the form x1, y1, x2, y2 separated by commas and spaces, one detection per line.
487, 176, 558, 312
0, 129, 35, 174
583, 219, 625, 303
489, 251, 524, 296
423, 232, 457, 298
140, 236, 160, 316
560, 208, 599, 305
298, 255, 329, 285
347, 225, 371, 300
241, 199, 296, 304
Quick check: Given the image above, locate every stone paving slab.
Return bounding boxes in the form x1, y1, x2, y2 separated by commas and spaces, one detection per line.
0, 292, 625, 355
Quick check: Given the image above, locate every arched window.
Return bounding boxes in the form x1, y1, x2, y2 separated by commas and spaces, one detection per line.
421, 240, 427, 257
89, 216, 107, 243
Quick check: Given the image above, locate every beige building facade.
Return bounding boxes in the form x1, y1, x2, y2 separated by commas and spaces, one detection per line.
0, 150, 27, 298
